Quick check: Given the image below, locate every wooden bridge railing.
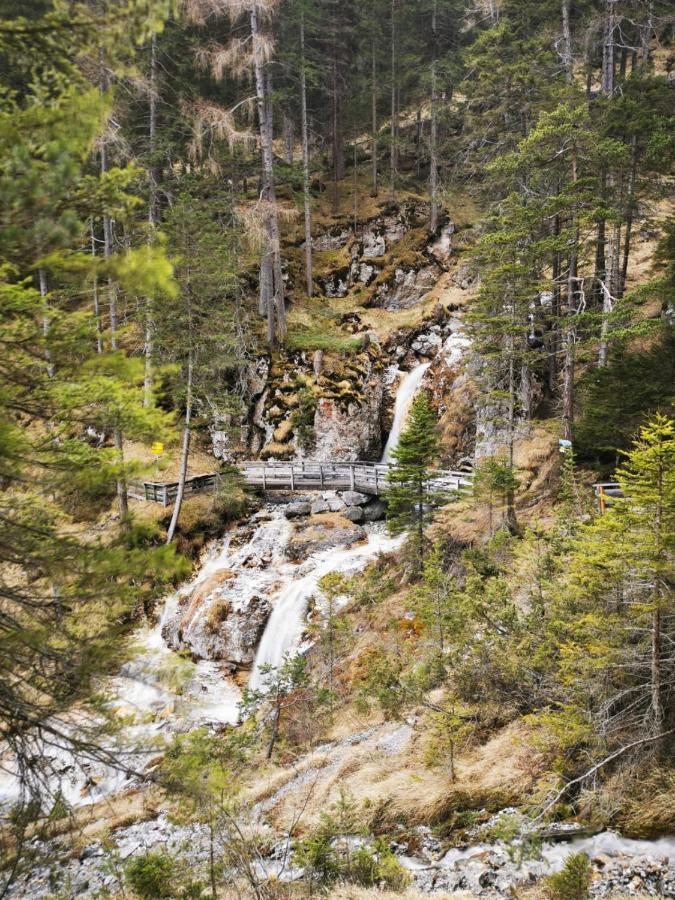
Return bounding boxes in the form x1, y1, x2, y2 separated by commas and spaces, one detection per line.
130, 462, 474, 506
128, 473, 220, 507
593, 482, 623, 514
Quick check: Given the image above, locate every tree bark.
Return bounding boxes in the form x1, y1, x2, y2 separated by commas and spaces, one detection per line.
166, 346, 193, 545
640, 1, 654, 67
371, 38, 378, 198
620, 134, 638, 293
282, 111, 294, 165
144, 32, 158, 409
39, 268, 55, 378
251, 6, 285, 345
562, 142, 580, 441
601, 0, 616, 96
561, 0, 573, 83
389, 0, 398, 202
90, 219, 102, 355
100, 105, 129, 526
166, 268, 194, 546
429, 0, 439, 234
300, 11, 313, 297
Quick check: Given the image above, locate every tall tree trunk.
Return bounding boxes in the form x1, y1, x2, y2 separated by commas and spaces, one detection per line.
144, 32, 158, 409
90, 219, 103, 355
601, 0, 616, 96
650, 455, 665, 733
520, 361, 532, 421
166, 344, 193, 545
101, 114, 129, 526
389, 0, 398, 202
599, 172, 622, 366
620, 134, 638, 292
266, 696, 281, 760
562, 145, 580, 441
548, 211, 561, 394
561, 0, 573, 83
330, 10, 343, 214
429, 0, 439, 234
282, 111, 294, 165
371, 38, 378, 197
251, 6, 285, 346
641, 1, 654, 67
505, 305, 519, 535
300, 11, 313, 297
39, 268, 55, 378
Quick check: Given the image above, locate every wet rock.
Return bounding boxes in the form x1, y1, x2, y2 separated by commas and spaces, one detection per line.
451, 260, 477, 291
429, 220, 455, 261
328, 498, 346, 512
286, 521, 366, 560
344, 506, 365, 523
341, 490, 369, 506
362, 230, 386, 258
311, 499, 330, 515
376, 265, 440, 310
318, 267, 350, 298
312, 226, 351, 251
285, 501, 311, 519
411, 331, 443, 356
357, 262, 377, 284
362, 499, 387, 522
312, 388, 384, 462
164, 582, 271, 666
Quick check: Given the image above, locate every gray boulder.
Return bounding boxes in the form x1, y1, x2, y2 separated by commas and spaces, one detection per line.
362, 499, 387, 522
311, 499, 330, 515
285, 501, 311, 519
342, 490, 369, 507
345, 506, 365, 523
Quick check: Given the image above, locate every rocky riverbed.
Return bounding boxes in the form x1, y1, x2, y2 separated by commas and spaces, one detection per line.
8, 808, 675, 899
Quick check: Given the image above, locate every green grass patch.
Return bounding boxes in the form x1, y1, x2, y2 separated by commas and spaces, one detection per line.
287, 327, 364, 354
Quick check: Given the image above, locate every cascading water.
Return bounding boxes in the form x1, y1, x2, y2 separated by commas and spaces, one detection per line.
247, 361, 433, 689
381, 361, 431, 463
248, 528, 404, 692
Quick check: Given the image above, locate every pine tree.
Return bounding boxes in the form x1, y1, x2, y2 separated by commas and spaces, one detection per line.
386, 392, 443, 575
561, 415, 675, 741
0, 0, 185, 813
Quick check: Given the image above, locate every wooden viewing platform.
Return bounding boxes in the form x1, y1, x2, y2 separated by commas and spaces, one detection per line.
129, 461, 474, 507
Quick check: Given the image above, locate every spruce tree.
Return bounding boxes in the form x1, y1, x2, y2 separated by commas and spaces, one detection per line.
386, 392, 443, 575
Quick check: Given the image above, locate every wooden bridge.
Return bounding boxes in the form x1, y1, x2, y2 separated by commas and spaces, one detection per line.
129, 461, 474, 507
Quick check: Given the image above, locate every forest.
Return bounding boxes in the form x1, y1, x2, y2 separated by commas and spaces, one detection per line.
0, 0, 674, 897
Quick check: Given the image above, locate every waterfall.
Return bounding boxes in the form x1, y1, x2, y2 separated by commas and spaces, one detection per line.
248, 529, 404, 692
381, 362, 431, 463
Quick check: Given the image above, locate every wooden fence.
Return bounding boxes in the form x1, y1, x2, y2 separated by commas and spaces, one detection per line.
129, 462, 474, 506
593, 482, 623, 513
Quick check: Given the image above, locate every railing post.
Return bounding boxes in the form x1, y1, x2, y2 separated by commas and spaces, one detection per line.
350, 464, 355, 491
290, 466, 295, 491
375, 467, 379, 495
262, 467, 267, 491
320, 465, 324, 489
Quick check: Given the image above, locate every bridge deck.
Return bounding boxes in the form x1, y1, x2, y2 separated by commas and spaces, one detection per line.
130, 461, 473, 506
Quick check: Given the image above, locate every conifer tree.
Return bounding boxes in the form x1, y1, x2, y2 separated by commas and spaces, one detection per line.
0, 0, 185, 812
386, 393, 443, 575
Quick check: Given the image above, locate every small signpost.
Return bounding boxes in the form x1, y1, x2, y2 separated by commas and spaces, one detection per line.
151, 441, 164, 477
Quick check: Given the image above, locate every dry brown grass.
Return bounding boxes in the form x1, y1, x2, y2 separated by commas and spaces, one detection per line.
246, 709, 539, 836
326, 889, 474, 900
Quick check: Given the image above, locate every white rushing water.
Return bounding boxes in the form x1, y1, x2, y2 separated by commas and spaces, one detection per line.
248, 527, 404, 692
380, 361, 431, 463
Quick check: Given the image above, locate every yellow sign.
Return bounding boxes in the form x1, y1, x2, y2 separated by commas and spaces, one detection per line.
151, 442, 164, 457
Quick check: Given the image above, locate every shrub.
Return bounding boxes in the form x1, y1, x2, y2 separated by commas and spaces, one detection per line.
544, 852, 592, 900
125, 852, 176, 899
